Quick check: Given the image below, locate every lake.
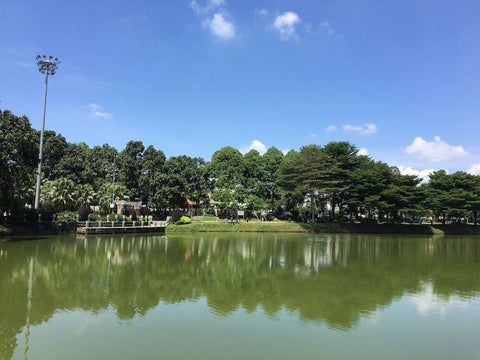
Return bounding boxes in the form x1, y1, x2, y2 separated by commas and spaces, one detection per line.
1, 233, 479, 359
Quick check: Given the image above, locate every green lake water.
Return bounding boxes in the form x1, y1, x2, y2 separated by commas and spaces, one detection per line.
1, 233, 479, 360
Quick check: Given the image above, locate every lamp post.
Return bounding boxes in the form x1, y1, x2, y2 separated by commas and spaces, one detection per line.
34, 55, 60, 210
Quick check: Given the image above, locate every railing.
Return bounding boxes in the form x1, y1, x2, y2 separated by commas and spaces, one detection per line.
77, 220, 168, 228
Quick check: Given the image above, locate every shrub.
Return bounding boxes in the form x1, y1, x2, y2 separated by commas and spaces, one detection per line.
175, 216, 191, 225
41, 202, 55, 221
78, 206, 90, 221
56, 211, 78, 222
107, 213, 117, 221
88, 212, 101, 221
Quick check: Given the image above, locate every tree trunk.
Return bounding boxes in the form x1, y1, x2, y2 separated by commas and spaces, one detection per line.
311, 194, 315, 223
330, 196, 336, 223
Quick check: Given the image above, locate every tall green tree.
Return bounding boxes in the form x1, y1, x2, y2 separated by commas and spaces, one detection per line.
88, 144, 118, 191
322, 141, 360, 221
41, 130, 68, 181
260, 147, 284, 208
139, 145, 166, 205
279, 145, 339, 222
0, 110, 37, 216
57, 142, 94, 185
118, 141, 145, 200
40, 178, 77, 212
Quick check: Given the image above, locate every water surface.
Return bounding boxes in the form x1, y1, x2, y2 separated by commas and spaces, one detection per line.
1, 233, 479, 359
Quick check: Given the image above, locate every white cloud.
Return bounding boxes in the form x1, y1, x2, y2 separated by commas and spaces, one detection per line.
320, 21, 335, 35
397, 166, 438, 183
358, 148, 368, 156
343, 123, 378, 135
405, 136, 469, 162
309, 133, 317, 138
240, 140, 268, 155
203, 13, 236, 40
273, 12, 300, 40
326, 125, 337, 133
282, 149, 291, 156
467, 163, 480, 175
255, 8, 269, 16
87, 103, 112, 119
189, 0, 225, 15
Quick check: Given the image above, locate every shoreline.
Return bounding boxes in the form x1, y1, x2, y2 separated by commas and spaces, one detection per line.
165, 221, 480, 236
3, 221, 480, 237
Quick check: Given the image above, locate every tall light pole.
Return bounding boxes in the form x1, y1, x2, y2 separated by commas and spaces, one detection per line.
34, 55, 60, 210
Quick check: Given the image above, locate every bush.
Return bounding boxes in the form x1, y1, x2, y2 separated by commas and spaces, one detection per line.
175, 216, 191, 225
41, 202, 55, 221
107, 213, 118, 221
56, 211, 78, 222
88, 212, 102, 221
78, 206, 90, 221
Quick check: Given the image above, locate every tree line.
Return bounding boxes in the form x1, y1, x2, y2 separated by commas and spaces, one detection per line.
1, 109, 480, 224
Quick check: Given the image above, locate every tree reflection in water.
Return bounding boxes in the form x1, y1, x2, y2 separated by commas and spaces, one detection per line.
1, 233, 479, 359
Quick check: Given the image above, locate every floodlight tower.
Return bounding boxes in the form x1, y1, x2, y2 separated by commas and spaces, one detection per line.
34, 55, 60, 210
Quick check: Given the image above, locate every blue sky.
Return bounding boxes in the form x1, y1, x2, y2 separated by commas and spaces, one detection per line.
1, 0, 479, 179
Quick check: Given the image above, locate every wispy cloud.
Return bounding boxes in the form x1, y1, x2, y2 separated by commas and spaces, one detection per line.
203, 13, 236, 40
88, 103, 112, 119
18, 61, 34, 69
343, 123, 378, 135
273, 12, 300, 40
405, 136, 468, 162
320, 21, 335, 35
189, 0, 225, 15
255, 8, 269, 16
239, 140, 268, 155
326, 125, 337, 133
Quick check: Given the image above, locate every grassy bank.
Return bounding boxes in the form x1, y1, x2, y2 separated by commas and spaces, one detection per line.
3, 220, 480, 237
166, 220, 480, 235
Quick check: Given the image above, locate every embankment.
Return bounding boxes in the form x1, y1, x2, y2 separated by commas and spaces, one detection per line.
166, 221, 480, 235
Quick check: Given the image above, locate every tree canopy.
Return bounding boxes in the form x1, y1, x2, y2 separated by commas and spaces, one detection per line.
1, 109, 480, 224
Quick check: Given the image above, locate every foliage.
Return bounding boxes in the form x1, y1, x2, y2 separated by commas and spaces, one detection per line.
88, 212, 102, 221
0, 110, 37, 216
175, 216, 192, 225
56, 211, 78, 222
78, 205, 91, 221
41, 178, 77, 212
5, 109, 480, 225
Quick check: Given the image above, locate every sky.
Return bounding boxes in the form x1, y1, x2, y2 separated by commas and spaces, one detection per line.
1, 0, 479, 180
